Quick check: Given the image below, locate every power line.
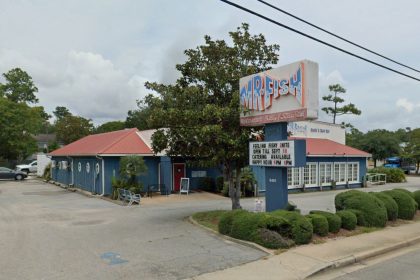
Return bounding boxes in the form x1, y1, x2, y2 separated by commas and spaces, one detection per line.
219, 0, 420, 82
258, 0, 420, 74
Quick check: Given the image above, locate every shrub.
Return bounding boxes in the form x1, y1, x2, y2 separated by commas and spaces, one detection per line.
334, 190, 387, 227
336, 210, 357, 230
252, 228, 295, 249
218, 210, 247, 235
198, 177, 216, 192
271, 210, 313, 244
306, 214, 329, 236
216, 176, 224, 192
368, 167, 406, 183
42, 162, 52, 181
348, 209, 366, 226
370, 192, 398, 221
413, 190, 420, 210
230, 211, 265, 240
309, 210, 342, 233
383, 190, 417, 220
393, 188, 414, 198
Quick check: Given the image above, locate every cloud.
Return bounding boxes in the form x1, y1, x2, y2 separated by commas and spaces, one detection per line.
396, 98, 420, 113
40, 51, 146, 124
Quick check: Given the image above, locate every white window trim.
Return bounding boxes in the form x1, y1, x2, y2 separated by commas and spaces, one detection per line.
304, 162, 318, 188
319, 162, 334, 186
287, 167, 302, 189
347, 162, 360, 183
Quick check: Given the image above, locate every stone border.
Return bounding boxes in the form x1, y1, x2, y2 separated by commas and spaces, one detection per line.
188, 216, 274, 255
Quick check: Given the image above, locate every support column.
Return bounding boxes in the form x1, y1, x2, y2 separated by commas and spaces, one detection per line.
160, 156, 172, 195
265, 122, 288, 212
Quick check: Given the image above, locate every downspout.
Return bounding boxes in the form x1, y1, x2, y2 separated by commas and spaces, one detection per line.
96, 155, 105, 196
67, 156, 74, 186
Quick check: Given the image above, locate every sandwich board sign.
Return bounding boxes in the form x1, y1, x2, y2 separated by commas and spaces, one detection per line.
180, 177, 189, 195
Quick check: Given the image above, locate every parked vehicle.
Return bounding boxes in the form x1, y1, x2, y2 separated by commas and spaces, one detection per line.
384, 157, 416, 174
16, 161, 37, 174
0, 167, 28, 180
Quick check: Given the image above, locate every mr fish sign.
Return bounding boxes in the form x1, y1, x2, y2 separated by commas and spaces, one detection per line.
240, 60, 319, 126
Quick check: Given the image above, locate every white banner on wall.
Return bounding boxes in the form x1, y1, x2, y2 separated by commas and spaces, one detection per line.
249, 141, 295, 167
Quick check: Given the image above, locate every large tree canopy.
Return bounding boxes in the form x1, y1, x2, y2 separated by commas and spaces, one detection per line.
144, 23, 280, 209
55, 115, 94, 144
0, 68, 39, 104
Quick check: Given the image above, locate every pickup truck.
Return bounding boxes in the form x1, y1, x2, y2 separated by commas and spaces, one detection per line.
16, 161, 37, 174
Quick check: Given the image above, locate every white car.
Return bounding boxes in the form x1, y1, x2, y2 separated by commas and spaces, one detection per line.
16, 161, 37, 174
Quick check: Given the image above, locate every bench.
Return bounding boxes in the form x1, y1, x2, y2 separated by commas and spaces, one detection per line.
146, 184, 168, 197
117, 188, 141, 206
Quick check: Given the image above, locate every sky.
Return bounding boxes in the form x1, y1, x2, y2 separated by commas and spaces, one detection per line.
0, 0, 419, 131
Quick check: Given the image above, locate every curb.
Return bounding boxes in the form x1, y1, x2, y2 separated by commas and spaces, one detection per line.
188, 216, 274, 255
305, 235, 420, 278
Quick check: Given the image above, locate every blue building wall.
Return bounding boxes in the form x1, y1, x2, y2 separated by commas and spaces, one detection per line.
186, 166, 222, 189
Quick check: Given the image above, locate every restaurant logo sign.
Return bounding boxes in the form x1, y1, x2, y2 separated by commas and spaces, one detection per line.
239, 60, 319, 126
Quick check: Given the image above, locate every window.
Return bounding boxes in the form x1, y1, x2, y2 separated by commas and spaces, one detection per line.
334, 163, 347, 184
319, 163, 333, 185
191, 171, 207, 178
287, 167, 301, 189
303, 163, 318, 187
86, 163, 90, 173
347, 162, 359, 182
78, 162, 82, 172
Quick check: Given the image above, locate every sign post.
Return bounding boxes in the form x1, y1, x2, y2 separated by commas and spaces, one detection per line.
240, 60, 318, 211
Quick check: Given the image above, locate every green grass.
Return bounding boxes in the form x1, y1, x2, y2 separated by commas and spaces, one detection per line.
192, 210, 229, 231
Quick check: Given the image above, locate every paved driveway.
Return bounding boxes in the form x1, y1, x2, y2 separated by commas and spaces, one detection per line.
0, 179, 265, 280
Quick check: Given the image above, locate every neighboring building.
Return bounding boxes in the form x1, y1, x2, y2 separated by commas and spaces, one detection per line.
49, 128, 221, 195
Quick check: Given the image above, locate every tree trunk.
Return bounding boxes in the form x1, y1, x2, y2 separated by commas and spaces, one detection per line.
374, 159, 377, 168
227, 163, 241, 210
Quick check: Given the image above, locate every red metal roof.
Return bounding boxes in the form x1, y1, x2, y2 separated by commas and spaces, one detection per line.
291, 137, 371, 157
49, 128, 153, 156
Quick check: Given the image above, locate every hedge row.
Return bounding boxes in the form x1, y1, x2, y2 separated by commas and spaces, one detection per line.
217, 188, 418, 249
368, 167, 406, 183
336, 189, 418, 225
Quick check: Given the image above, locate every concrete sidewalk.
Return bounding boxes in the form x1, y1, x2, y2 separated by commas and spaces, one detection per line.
190, 220, 420, 280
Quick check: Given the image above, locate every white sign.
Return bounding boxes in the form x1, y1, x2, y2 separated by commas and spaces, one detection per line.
240, 60, 319, 126
249, 141, 295, 167
288, 121, 345, 144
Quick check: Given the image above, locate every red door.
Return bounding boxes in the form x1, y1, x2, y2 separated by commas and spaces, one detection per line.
173, 163, 185, 192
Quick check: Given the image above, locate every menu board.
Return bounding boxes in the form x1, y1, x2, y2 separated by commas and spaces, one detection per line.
249, 141, 295, 167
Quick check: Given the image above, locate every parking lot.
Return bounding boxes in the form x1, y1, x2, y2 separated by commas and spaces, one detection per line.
0, 179, 265, 280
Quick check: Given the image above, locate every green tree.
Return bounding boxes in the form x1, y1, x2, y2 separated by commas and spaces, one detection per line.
53, 106, 71, 121
145, 23, 279, 209
0, 68, 39, 104
55, 115, 94, 144
96, 121, 126, 134
361, 129, 401, 167
125, 100, 154, 130
119, 155, 148, 192
345, 127, 364, 150
403, 128, 420, 173
0, 97, 44, 160
322, 84, 361, 124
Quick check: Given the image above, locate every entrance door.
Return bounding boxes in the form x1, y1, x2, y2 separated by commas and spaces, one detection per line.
173, 163, 185, 192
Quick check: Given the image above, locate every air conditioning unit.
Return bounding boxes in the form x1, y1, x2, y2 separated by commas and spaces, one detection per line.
62, 161, 68, 170
51, 160, 56, 168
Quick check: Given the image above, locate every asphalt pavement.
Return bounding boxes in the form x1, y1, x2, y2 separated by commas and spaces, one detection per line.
0, 179, 265, 280
1, 176, 419, 280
